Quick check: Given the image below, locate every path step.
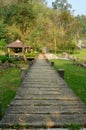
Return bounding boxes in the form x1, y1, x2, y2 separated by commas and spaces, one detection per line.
0, 128, 86, 130
11, 99, 85, 106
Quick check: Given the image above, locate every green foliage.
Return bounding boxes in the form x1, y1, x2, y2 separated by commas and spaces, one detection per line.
0, 55, 13, 63
76, 15, 86, 39
27, 51, 38, 57
0, 22, 8, 42
52, 0, 72, 12
0, 39, 6, 50
65, 123, 80, 130
0, 0, 85, 52
0, 1, 35, 41
57, 39, 76, 53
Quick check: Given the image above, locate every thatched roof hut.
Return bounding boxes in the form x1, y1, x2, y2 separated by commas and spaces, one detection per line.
7, 40, 29, 53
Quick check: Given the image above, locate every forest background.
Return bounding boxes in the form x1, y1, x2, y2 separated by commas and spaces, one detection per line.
0, 0, 86, 53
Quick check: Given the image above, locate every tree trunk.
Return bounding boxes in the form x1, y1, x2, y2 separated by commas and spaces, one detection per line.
54, 37, 57, 53
21, 27, 27, 62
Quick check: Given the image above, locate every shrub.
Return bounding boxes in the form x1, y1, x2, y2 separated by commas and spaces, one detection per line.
0, 55, 13, 63
27, 51, 38, 57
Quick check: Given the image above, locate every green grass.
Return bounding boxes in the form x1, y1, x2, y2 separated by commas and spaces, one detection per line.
71, 49, 86, 63
56, 49, 86, 62
72, 49, 86, 58
51, 59, 86, 105
0, 68, 21, 116
65, 123, 80, 130
56, 49, 86, 58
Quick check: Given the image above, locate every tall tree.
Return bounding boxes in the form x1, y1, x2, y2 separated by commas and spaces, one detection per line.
0, 1, 35, 61
52, 0, 72, 12
76, 15, 86, 39
1, 1, 35, 42
0, 22, 8, 42
0, 0, 82, 53
0, 22, 8, 51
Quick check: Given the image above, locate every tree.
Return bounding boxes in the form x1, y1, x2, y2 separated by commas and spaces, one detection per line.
0, 1, 35, 42
51, 0, 80, 52
52, 0, 72, 12
76, 15, 86, 39
0, 22, 8, 51
0, 1, 35, 61
0, 22, 8, 42
0, 0, 82, 54
0, 39, 6, 51
25, 1, 50, 50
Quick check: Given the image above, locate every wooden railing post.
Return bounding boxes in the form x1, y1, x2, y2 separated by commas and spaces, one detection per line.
21, 68, 27, 81
51, 62, 54, 66
58, 69, 64, 79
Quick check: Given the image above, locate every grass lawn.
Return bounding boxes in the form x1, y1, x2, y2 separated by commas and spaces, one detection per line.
56, 49, 86, 62
51, 59, 86, 105
71, 49, 86, 63
72, 49, 86, 58
0, 68, 21, 116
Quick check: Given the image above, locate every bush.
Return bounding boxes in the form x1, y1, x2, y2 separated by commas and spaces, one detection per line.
0, 55, 13, 63
27, 51, 38, 57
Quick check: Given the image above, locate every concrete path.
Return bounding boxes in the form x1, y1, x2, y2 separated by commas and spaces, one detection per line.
0, 54, 86, 129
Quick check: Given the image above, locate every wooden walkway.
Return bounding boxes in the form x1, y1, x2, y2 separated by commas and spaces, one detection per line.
0, 54, 86, 128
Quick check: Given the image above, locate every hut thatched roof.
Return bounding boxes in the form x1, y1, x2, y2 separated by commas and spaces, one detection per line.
7, 40, 29, 48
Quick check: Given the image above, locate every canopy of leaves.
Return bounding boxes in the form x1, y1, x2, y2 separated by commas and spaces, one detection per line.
76, 15, 86, 39
0, 0, 86, 52
0, 22, 7, 39
52, 0, 72, 12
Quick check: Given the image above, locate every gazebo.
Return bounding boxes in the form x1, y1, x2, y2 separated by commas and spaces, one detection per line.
7, 40, 29, 54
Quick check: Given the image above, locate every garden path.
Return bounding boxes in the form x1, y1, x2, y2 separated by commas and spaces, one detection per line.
0, 54, 86, 128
